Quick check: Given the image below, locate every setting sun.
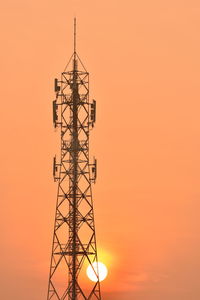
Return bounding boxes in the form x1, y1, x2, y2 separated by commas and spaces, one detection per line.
86, 262, 108, 282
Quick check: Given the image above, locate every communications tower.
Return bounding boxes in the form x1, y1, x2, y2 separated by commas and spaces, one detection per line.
47, 19, 102, 300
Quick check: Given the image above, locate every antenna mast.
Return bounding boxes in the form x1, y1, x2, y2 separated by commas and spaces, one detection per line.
74, 17, 76, 54
47, 20, 101, 300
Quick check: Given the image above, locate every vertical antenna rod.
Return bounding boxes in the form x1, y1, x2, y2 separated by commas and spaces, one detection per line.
74, 17, 76, 54
73, 18, 77, 71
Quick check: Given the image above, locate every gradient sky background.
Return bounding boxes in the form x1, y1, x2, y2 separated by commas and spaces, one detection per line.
1, 0, 200, 299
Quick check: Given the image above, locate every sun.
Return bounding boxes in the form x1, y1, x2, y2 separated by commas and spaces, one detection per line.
86, 262, 108, 282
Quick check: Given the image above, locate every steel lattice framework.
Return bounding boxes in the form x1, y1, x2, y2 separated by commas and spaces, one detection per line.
47, 20, 101, 300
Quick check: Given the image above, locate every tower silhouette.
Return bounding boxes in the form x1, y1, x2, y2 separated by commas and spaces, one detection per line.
47, 19, 102, 300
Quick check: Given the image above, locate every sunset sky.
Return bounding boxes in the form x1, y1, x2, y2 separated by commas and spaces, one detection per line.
1, 0, 200, 299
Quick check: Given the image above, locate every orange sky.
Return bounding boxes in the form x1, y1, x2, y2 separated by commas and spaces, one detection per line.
1, 0, 200, 299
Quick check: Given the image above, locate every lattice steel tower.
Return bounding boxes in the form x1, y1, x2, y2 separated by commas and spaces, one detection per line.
47, 19, 101, 300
